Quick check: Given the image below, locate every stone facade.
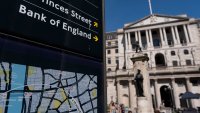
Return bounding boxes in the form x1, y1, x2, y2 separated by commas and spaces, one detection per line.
106, 14, 200, 112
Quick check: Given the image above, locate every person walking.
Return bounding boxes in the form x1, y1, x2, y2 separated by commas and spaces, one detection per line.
110, 101, 116, 113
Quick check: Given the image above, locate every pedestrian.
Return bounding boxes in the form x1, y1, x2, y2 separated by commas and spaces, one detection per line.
110, 101, 116, 113
120, 104, 125, 113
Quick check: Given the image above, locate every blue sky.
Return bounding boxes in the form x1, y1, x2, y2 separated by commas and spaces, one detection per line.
105, 0, 200, 32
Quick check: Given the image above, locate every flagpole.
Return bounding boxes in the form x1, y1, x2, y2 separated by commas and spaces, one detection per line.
148, 0, 153, 15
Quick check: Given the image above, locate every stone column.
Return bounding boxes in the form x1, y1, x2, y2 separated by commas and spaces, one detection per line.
129, 80, 136, 111
135, 31, 139, 42
154, 79, 161, 109
185, 78, 194, 108
183, 25, 190, 44
174, 26, 181, 44
148, 30, 153, 47
145, 30, 150, 48
125, 33, 128, 50
128, 32, 132, 50
186, 78, 192, 93
171, 26, 177, 45
159, 28, 165, 47
162, 28, 168, 46
138, 31, 142, 47
186, 24, 192, 43
171, 78, 180, 108
116, 80, 121, 104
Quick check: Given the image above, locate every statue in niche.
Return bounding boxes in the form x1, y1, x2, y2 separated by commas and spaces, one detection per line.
135, 41, 142, 53
134, 69, 144, 97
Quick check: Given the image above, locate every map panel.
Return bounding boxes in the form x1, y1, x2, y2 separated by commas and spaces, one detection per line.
0, 62, 97, 113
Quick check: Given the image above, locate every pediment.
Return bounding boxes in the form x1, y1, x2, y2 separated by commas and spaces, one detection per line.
125, 14, 189, 28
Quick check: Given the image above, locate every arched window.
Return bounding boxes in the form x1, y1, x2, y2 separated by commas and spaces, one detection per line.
171, 51, 176, 56
155, 53, 166, 67
160, 85, 173, 107
184, 50, 189, 54
107, 68, 112, 72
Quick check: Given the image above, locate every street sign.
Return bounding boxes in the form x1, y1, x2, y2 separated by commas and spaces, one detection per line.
0, 35, 104, 113
0, 0, 103, 59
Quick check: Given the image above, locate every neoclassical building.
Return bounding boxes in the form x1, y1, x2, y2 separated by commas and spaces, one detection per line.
106, 14, 200, 112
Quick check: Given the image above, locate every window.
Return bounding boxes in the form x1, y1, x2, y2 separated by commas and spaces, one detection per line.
168, 40, 173, 46
191, 80, 198, 86
107, 68, 112, 72
153, 39, 160, 47
178, 27, 182, 32
108, 58, 111, 64
115, 49, 118, 53
177, 81, 184, 87
115, 41, 118, 45
171, 51, 176, 56
116, 57, 119, 70
115, 57, 119, 64
181, 40, 186, 44
166, 29, 170, 34
107, 50, 111, 54
186, 60, 192, 66
107, 42, 111, 46
172, 61, 178, 67
184, 50, 189, 54
141, 32, 145, 36
152, 30, 157, 35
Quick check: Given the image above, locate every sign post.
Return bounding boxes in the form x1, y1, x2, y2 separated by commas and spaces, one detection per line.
0, 0, 104, 113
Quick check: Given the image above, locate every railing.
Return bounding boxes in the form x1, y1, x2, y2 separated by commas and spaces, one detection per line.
148, 65, 200, 74
106, 65, 200, 78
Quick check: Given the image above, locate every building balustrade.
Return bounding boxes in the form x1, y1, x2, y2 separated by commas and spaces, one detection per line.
148, 65, 200, 74
107, 65, 200, 77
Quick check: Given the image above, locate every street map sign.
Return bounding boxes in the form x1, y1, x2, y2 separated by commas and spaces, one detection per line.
0, 0, 104, 113
0, 32, 104, 113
